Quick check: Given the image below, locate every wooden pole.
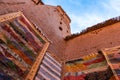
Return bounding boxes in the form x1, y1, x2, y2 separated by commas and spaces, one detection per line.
102, 50, 119, 80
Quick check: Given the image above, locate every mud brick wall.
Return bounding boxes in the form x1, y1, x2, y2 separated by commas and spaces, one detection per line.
0, 0, 71, 61
65, 22, 120, 61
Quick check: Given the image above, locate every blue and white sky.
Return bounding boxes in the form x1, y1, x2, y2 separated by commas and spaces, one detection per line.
43, 0, 120, 33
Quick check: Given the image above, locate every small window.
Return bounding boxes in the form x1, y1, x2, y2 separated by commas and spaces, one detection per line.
32, 0, 44, 5
67, 30, 69, 33
59, 27, 63, 31
54, 10, 57, 12
60, 22, 62, 24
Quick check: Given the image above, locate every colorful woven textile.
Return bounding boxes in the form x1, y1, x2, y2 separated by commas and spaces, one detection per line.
64, 66, 114, 80
35, 52, 62, 80
103, 46, 120, 79
0, 12, 46, 79
65, 53, 107, 73
64, 53, 113, 80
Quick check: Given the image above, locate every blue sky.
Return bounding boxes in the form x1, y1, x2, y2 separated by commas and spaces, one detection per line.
43, 0, 120, 33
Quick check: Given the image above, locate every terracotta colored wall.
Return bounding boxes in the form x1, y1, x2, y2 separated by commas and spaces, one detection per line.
0, 0, 71, 60
2, 0, 120, 64
65, 22, 120, 61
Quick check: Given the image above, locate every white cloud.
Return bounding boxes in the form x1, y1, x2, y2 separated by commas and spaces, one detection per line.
70, 0, 120, 33
43, 0, 120, 33
102, 0, 120, 16
104, 0, 120, 11
70, 13, 105, 33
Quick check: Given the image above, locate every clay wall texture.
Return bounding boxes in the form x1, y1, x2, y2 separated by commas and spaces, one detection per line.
65, 22, 120, 61
0, 0, 71, 61
1, 0, 120, 62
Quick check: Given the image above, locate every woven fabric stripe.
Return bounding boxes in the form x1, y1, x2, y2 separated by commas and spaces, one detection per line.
41, 65, 60, 80
44, 56, 61, 71
35, 53, 61, 80
40, 65, 58, 80
45, 54, 60, 67
11, 18, 42, 53
46, 52, 61, 67
35, 73, 45, 80
12, 19, 38, 55
38, 70, 50, 80
16, 18, 43, 49
41, 63, 60, 77
19, 16, 45, 44
35, 77, 39, 80
0, 25, 33, 63
42, 60, 61, 76
1, 24, 35, 62
43, 58, 61, 72
16, 18, 44, 46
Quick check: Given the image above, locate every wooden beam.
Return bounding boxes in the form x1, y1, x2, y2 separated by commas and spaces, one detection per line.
25, 42, 49, 80
102, 50, 119, 80
20, 12, 50, 80
0, 11, 21, 22
0, 11, 50, 80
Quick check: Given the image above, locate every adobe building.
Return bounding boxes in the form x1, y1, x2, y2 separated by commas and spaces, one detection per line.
0, 0, 120, 80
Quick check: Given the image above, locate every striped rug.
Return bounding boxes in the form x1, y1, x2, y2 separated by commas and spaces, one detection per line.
35, 52, 62, 80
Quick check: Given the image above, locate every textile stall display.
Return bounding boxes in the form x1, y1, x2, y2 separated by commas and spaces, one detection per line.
1, 12, 120, 80
35, 52, 62, 80
64, 53, 114, 80
0, 12, 49, 80
102, 46, 120, 80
